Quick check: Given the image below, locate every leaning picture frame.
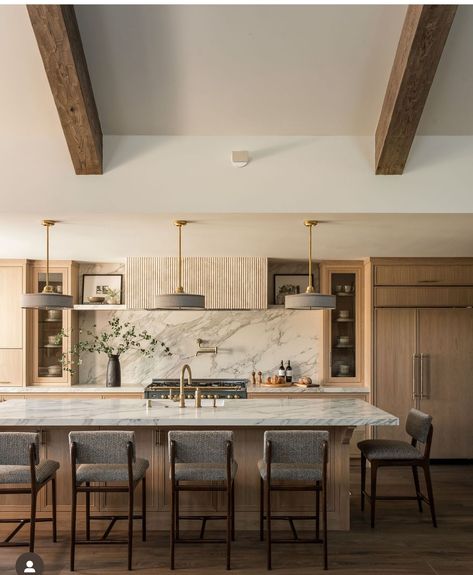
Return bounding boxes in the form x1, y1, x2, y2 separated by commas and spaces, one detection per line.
81, 274, 123, 305
273, 273, 314, 306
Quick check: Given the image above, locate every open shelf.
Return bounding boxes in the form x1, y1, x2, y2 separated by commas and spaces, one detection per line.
74, 304, 126, 311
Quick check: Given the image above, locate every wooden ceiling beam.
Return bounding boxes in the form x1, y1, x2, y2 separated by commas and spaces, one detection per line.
27, 5, 103, 175
375, 5, 457, 175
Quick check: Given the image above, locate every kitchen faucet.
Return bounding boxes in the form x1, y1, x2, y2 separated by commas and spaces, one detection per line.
179, 364, 192, 408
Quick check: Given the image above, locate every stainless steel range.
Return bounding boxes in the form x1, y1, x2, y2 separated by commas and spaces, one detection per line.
144, 379, 248, 400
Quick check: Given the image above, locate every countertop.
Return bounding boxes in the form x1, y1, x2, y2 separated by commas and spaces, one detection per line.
247, 385, 370, 394
0, 384, 145, 394
0, 398, 397, 427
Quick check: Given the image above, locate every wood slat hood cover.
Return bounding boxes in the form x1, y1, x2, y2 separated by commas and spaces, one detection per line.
126, 257, 267, 310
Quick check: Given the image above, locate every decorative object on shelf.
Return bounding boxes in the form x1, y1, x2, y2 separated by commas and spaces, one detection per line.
21, 220, 74, 309
338, 364, 351, 376
151, 220, 205, 310
295, 376, 317, 388
82, 274, 123, 305
274, 274, 314, 305
60, 317, 172, 387
285, 221, 336, 310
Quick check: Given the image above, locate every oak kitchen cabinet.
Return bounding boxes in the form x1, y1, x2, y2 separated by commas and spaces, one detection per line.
372, 259, 473, 459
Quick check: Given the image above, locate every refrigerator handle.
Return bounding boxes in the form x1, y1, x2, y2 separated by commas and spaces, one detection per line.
420, 353, 429, 399
412, 354, 419, 400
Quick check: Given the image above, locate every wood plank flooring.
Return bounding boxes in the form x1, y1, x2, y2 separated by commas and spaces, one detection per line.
1, 465, 471, 575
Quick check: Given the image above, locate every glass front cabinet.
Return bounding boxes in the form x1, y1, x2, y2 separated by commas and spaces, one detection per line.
29, 261, 78, 385
320, 262, 364, 384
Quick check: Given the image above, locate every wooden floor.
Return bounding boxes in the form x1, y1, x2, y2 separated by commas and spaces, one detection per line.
1, 465, 471, 575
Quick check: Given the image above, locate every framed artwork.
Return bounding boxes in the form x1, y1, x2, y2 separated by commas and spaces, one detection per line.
273, 274, 313, 305
81, 274, 123, 304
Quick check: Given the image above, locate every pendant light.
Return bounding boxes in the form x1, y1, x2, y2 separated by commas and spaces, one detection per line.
285, 220, 336, 310
21, 220, 73, 309
152, 220, 205, 310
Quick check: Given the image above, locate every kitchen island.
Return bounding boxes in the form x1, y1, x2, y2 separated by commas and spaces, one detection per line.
0, 398, 397, 531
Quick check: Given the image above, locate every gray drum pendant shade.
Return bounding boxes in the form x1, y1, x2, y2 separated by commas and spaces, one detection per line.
285, 220, 336, 311
21, 220, 73, 310
152, 220, 205, 310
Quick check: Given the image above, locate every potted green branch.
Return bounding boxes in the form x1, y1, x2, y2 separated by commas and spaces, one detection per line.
60, 317, 172, 387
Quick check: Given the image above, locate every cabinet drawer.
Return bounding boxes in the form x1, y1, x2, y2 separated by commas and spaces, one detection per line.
375, 265, 473, 286
374, 286, 473, 308
0, 349, 23, 386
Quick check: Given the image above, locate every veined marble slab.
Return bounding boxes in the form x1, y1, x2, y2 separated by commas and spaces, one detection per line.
0, 398, 398, 427
248, 385, 369, 394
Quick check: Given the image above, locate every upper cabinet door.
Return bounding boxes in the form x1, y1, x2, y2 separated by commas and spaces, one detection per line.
0, 266, 24, 348
418, 308, 473, 459
126, 257, 268, 310
375, 264, 473, 286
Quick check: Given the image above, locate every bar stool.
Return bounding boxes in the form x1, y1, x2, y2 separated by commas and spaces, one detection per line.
358, 408, 437, 528
69, 431, 149, 571
0, 432, 59, 552
169, 430, 237, 570
258, 430, 329, 570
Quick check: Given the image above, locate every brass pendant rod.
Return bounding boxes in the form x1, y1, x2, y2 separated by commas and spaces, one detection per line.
178, 224, 183, 291
42, 220, 55, 293
308, 223, 313, 288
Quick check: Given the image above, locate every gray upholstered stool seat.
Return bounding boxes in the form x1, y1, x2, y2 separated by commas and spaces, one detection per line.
172, 461, 238, 482
76, 458, 149, 483
69, 430, 148, 571
169, 430, 237, 570
0, 460, 59, 484
257, 460, 323, 481
0, 432, 59, 552
357, 440, 423, 461
357, 408, 437, 529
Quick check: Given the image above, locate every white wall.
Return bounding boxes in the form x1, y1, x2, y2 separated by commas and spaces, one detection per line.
2, 136, 473, 215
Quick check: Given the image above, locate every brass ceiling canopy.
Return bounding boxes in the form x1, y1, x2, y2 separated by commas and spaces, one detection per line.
285, 220, 336, 310
21, 220, 74, 310
152, 220, 205, 310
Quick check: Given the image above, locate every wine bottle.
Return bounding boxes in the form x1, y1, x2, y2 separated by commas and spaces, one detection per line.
278, 361, 286, 378
285, 360, 293, 383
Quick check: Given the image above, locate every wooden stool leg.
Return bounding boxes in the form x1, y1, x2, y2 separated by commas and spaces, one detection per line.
412, 466, 423, 512
231, 480, 236, 542
52, 476, 57, 543
170, 483, 175, 570
360, 454, 367, 511
70, 487, 77, 572
85, 482, 91, 541
316, 481, 320, 540
266, 480, 272, 570
323, 483, 328, 570
175, 482, 180, 541
29, 489, 37, 553
423, 464, 437, 528
127, 487, 134, 571
370, 461, 378, 528
226, 479, 231, 570
142, 476, 147, 542
259, 477, 264, 541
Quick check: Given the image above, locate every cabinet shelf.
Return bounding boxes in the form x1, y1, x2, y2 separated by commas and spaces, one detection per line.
73, 304, 126, 311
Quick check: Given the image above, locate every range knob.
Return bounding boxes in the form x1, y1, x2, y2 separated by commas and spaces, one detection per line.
186, 394, 193, 399
233, 395, 240, 399
201, 394, 207, 399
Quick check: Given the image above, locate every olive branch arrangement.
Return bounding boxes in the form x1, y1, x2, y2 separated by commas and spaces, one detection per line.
59, 317, 172, 374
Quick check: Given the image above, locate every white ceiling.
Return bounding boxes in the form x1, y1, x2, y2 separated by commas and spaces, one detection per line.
74, 4, 473, 136
0, 213, 472, 262
0, 5, 471, 139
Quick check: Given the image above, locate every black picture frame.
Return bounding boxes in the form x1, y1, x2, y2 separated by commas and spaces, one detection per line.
273, 273, 314, 306
81, 274, 124, 305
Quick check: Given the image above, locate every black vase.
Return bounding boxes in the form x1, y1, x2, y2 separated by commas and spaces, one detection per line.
106, 355, 121, 387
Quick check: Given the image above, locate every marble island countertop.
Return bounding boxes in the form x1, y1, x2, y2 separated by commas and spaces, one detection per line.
0, 398, 398, 427
0, 384, 145, 394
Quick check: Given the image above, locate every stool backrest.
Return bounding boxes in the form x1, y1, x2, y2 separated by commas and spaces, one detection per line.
264, 430, 329, 464
405, 409, 432, 444
168, 430, 233, 464
69, 431, 135, 464
0, 432, 39, 465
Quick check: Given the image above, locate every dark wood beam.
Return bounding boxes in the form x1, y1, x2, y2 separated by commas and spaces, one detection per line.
27, 5, 103, 175
375, 5, 457, 175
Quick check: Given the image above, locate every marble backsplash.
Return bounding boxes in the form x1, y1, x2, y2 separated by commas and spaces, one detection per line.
78, 308, 322, 385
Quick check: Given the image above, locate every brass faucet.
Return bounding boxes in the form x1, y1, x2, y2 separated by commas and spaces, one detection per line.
179, 364, 192, 408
